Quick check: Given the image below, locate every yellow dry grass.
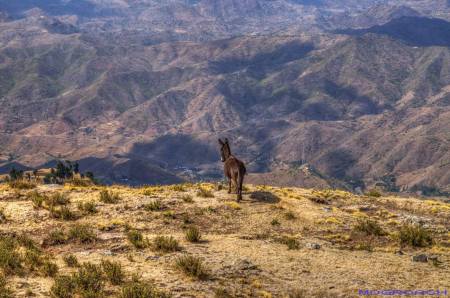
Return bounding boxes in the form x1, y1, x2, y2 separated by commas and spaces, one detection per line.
0, 183, 448, 297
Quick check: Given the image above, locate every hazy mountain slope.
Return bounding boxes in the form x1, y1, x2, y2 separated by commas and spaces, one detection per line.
0, 12, 449, 192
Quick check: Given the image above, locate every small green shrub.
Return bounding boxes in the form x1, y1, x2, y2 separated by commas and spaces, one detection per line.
127, 230, 148, 249
24, 249, 43, 271
366, 189, 382, 198
144, 200, 163, 212
175, 255, 208, 280
63, 254, 79, 267
50, 275, 76, 298
120, 275, 169, 298
0, 274, 14, 297
68, 224, 96, 244
77, 201, 97, 214
277, 236, 300, 250
152, 236, 180, 253
8, 180, 36, 190
185, 227, 201, 243
284, 211, 296, 220
73, 263, 105, 296
271, 219, 280, 226
354, 219, 385, 236
41, 261, 59, 277
46, 229, 67, 246
398, 224, 433, 247
46, 193, 70, 208
29, 191, 45, 208
181, 195, 194, 203
50, 206, 77, 221
99, 190, 120, 204
0, 236, 23, 276
101, 260, 124, 285
196, 188, 214, 198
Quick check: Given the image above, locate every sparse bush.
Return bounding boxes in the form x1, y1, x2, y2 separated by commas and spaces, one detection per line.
271, 219, 280, 226
29, 191, 45, 208
366, 189, 382, 198
353, 219, 385, 236
120, 275, 169, 298
277, 236, 300, 250
77, 201, 97, 214
152, 236, 180, 253
170, 184, 186, 192
0, 209, 7, 223
214, 287, 233, 298
23, 249, 43, 271
398, 224, 433, 247
99, 190, 120, 204
46, 193, 70, 208
196, 188, 214, 198
0, 274, 14, 297
41, 260, 59, 277
73, 263, 105, 296
101, 260, 124, 285
185, 227, 201, 243
50, 206, 77, 221
0, 236, 23, 276
284, 211, 296, 220
144, 200, 163, 211
50, 275, 76, 298
8, 180, 36, 190
63, 254, 79, 267
69, 178, 92, 187
68, 224, 96, 244
175, 255, 208, 280
181, 195, 193, 203
45, 229, 67, 246
127, 230, 147, 249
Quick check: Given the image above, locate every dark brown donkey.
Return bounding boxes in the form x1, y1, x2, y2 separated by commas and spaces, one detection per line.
218, 138, 246, 201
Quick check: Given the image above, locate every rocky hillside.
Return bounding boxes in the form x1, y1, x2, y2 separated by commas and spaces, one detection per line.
0, 181, 448, 297
0, 1, 450, 193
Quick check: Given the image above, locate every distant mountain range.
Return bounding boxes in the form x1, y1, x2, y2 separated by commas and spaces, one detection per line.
0, 0, 449, 195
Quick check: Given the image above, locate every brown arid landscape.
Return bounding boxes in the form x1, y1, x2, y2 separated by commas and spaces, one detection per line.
0, 179, 449, 297
1, 0, 450, 195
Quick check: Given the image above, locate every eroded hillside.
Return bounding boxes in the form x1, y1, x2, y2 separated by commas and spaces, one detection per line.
0, 182, 448, 297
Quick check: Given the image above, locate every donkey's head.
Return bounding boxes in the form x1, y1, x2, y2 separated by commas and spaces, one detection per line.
218, 138, 231, 162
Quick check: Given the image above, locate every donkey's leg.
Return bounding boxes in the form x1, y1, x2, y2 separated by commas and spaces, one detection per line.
228, 177, 232, 194
237, 171, 243, 202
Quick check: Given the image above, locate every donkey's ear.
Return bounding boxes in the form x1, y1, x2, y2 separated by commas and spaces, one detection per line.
218, 139, 224, 145
224, 138, 229, 144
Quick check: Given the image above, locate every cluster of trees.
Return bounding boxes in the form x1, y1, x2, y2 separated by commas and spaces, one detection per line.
8, 160, 95, 184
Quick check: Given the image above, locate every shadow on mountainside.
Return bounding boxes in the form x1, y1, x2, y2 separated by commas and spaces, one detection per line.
336, 16, 450, 47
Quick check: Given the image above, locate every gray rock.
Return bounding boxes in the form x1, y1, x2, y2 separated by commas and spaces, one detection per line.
395, 250, 404, 255
322, 207, 332, 212
412, 254, 428, 262
236, 259, 259, 271
306, 243, 321, 250
102, 250, 114, 256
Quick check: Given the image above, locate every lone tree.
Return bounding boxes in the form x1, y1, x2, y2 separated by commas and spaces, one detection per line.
9, 167, 23, 181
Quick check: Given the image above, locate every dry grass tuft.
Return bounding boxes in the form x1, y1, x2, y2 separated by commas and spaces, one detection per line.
152, 236, 180, 252
185, 226, 201, 243
175, 255, 208, 280
398, 224, 433, 247
99, 190, 121, 204
196, 187, 214, 198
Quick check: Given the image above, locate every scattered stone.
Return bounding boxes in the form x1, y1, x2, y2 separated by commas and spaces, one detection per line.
110, 244, 129, 253
401, 215, 431, 226
306, 243, 321, 250
102, 250, 114, 256
412, 254, 428, 262
359, 205, 376, 212
395, 250, 404, 256
322, 207, 332, 212
146, 255, 160, 261
236, 259, 259, 271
